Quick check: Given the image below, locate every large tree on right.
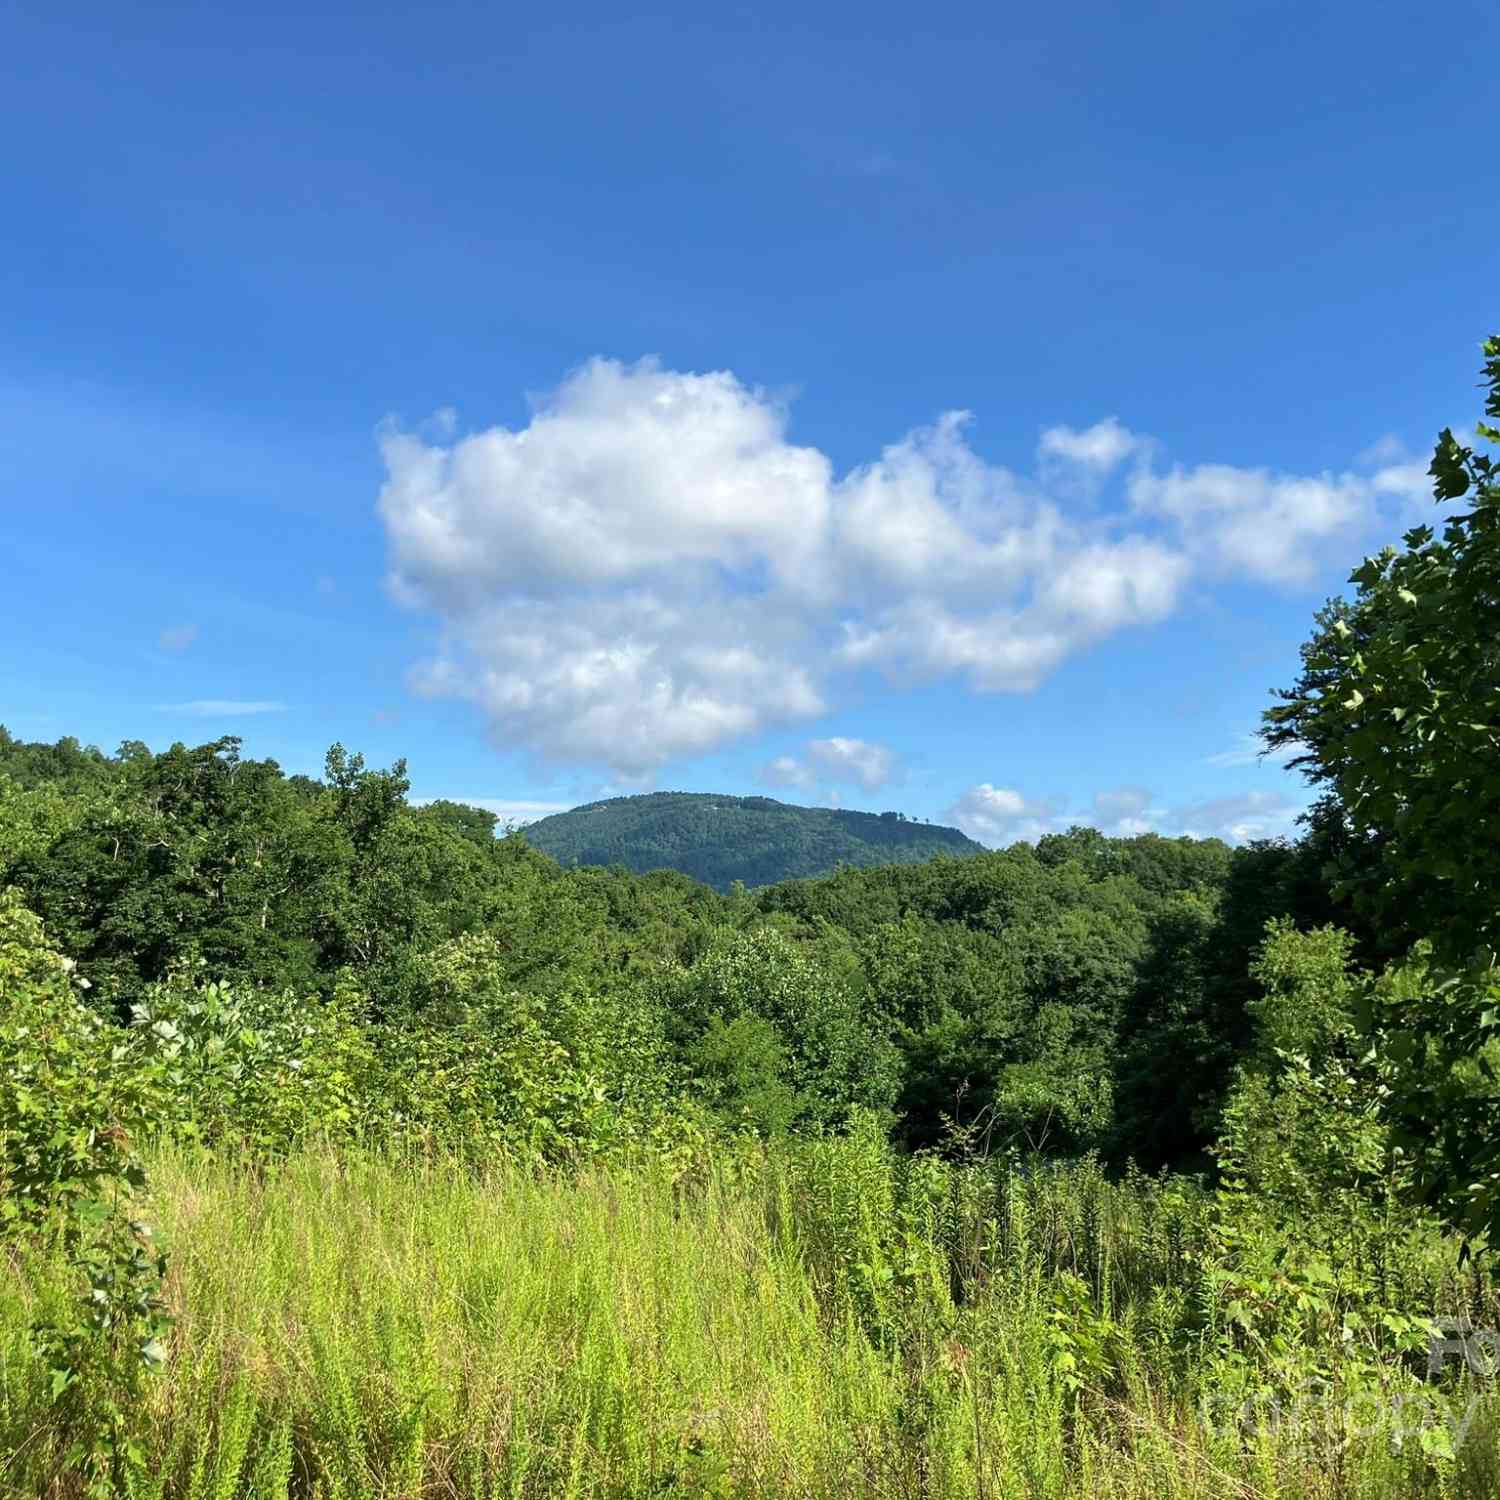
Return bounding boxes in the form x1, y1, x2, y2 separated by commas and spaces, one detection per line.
1265, 336, 1500, 1236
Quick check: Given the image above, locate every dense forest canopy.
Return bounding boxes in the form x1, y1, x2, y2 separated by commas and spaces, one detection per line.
522, 789, 984, 889
0, 720, 1369, 1166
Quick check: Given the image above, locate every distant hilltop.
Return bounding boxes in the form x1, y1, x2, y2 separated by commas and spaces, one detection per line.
522, 791, 984, 891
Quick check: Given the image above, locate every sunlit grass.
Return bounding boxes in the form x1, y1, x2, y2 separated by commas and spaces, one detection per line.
3, 1138, 1498, 1497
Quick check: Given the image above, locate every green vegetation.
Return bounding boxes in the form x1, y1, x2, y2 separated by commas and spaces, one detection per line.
1265, 338, 1500, 1236
0, 726, 1323, 1168
523, 791, 983, 890
0, 336, 1497, 1496
7, 1138, 1500, 1499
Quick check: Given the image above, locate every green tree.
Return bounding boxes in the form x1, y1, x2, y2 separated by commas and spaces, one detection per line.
9, 739, 343, 1006
1265, 338, 1500, 970
664, 926, 901, 1130
416, 797, 500, 847
1265, 335, 1500, 1234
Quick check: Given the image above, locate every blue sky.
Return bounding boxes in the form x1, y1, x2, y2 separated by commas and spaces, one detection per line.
3, 0, 1494, 844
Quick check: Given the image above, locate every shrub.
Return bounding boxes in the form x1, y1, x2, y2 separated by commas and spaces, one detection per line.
128, 966, 377, 1152
370, 932, 683, 1158
0, 888, 171, 1495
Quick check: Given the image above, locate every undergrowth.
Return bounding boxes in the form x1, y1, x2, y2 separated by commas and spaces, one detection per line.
3, 1132, 1498, 1499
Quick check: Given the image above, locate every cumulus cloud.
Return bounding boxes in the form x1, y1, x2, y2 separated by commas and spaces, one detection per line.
156, 699, 287, 716
946, 784, 1066, 845
1127, 464, 1374, 584
1038, 416, 1142, 474
1172, 790, 1301, 843
758, 736, 900, 793
377, 358, 1417, 775
158, 623, 199, 653
758, 755, 815, 791
380, 359, 834, 607
408, 593, 824, 775
1370, 461, 1433, 511
1353, 433, 1472, 525
1357, 434, 1408, 467
1089, 785, 1162, 837
945, 783, 1161, 844
808, 737, 900, 790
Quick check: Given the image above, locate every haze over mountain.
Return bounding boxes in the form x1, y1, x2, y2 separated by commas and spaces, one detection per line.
522, 791, 983, 890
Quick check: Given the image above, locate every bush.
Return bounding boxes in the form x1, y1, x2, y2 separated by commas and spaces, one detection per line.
680, 1013, 803, 1135
128, 966, 376, 1152
0, 888, 171, 1495
370, 933, 684, 1158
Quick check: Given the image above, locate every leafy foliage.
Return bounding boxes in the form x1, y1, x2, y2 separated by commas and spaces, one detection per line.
661, 925, 901, 1130
129, 969, 375, 1151
0, 889, 171, 1495
370, 932, 684, 1157
1266, 335, 1500, 1237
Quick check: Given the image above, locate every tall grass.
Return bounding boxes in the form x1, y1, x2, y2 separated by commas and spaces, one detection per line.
2, 1132, 1497, 1498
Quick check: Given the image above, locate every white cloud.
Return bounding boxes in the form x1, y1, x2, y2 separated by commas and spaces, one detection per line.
1356, 431, 1471, 525
158, 623, 199, 653
1128, 464, 1374, 584
1357, 433, 1408, 467
807, 736, 899, 791
1038, 416, 1142, 474
1371, 460, 1439, 519
156, 699, 286, 716
946, 784, 1066, 845
838, 604, 1071, 693
759, 736, 901, 793
380, 358, 834, 605
409, 593, 824, 775
377, 358, 1412, 775
1089, 785, 1163, 837
837, 534, 1188, 693
1172, 790, 1302, 843
1205, 732, 1304, 769
758, 755, 815, 791
944, 783, 1165, 845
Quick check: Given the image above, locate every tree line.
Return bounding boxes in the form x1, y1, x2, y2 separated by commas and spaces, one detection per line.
0, 720, 1368, 1167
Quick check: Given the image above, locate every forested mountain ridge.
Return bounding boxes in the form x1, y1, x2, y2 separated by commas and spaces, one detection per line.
522, 790, 984, 889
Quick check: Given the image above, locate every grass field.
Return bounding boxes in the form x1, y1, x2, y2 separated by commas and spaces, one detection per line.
3, 1135, 1499, 1498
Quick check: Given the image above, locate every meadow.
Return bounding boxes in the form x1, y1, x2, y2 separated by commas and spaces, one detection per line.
5, 1133, 1500, 1499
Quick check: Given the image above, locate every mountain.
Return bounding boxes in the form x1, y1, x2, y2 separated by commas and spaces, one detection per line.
521, 791, 985, 890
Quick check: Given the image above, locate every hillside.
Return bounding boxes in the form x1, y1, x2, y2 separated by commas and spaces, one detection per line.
522, 791, 984, 889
